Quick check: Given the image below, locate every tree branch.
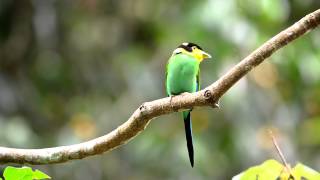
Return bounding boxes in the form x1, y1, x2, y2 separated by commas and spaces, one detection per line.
1, 9, 320, 165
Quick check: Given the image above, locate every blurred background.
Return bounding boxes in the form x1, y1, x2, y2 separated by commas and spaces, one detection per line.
0, 0, 320, 179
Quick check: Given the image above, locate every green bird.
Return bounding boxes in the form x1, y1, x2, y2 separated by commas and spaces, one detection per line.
166, 42, 211, 167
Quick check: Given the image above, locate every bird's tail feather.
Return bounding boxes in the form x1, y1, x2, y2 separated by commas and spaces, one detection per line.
183, 111, 194, 167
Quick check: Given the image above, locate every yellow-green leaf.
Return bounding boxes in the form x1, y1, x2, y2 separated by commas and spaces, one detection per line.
232, 159, 320, 180
3, 166, 50, 180
233, 160, 283, 180
3, 166, 33, 180
32, 170, 51, 180
291, 163, 320, 179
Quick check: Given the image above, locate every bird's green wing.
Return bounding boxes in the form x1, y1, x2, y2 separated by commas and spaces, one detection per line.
165, 60, 169, 96
196, 69, 200, 91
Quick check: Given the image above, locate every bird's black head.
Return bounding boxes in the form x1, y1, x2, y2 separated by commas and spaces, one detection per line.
178, 42, 203, 52
172, 42, 211, 62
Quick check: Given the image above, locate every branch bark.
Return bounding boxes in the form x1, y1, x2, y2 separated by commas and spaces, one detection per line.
1, 9, 320, 165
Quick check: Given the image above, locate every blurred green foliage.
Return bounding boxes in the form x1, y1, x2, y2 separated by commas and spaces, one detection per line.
0, 0, 320, 179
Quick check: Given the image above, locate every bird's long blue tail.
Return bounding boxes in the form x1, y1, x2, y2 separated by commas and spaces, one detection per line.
183, 111, 194, 167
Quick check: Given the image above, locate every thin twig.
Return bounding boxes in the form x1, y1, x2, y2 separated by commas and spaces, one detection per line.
269, 130, 294, 177
0, 9, 320, 165
269, 131, 289, 168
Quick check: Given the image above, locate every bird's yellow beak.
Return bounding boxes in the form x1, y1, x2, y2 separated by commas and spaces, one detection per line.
201, 50, 212, 59
193, 48, 212, 62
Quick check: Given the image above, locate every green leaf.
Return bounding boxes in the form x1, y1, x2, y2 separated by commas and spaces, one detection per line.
232, 159, 282, 180
3, 166, 51, 180
4, 166, 33, 180
32, 170, 51, 180
232, 159, 320, 180
291, 163, 320, 179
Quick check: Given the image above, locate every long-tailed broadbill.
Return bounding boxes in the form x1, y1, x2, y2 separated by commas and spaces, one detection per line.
165, 42, 212, 167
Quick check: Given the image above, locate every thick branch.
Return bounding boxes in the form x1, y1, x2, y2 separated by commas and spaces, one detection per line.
1, 9, 320, 165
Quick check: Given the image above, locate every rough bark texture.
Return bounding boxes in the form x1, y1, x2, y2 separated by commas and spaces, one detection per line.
0, 9, 320, 165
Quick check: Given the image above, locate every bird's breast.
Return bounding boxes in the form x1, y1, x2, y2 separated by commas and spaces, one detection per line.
167, 57, 199, 94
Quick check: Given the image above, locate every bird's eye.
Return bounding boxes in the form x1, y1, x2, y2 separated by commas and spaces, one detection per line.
192, 46, 196, 50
